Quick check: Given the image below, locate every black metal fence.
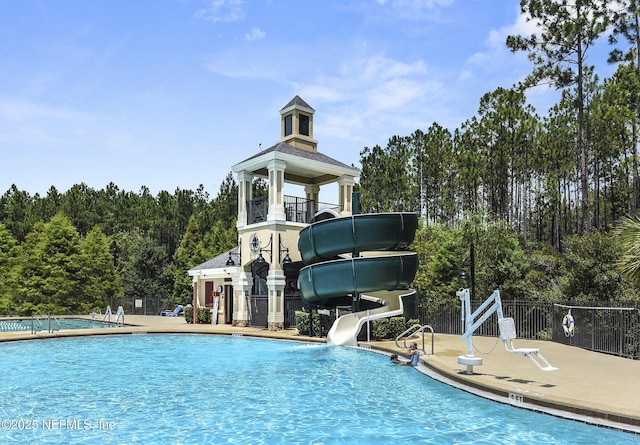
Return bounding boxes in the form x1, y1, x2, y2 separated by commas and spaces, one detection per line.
247, 295, 303, 329
247, 195, 341, 225
248, 295, 268, 327
417, 299, 640, 359
283, 196, 315, 224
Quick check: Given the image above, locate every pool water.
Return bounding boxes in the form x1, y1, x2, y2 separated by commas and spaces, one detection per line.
0, 318, 121, 332
0, 335, 634, 444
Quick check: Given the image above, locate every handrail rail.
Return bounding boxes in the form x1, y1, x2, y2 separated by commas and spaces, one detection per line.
47, 314, 61, 333
395, 324, 435, 355
115, 306, 125, 326
31, 316, 44, 334
102, 305, 113, 323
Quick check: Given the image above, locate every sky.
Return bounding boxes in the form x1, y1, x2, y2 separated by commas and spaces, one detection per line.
0, 0, 618, 200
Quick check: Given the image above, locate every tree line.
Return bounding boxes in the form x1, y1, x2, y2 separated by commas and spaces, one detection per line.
0, 176, 239, 315
358, 0, 640, 305
3, 0, 640, 315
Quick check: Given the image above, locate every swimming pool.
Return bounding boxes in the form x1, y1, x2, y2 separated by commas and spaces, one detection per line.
0, 334, 634, 444
0, 317, 122, 332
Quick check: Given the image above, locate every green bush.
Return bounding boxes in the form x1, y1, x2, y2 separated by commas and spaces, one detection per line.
197, 307, 211, 324
183, 306, 211, 324
295, 310, 333, 336
183, 306, 193, 323
371, 317, 420, 340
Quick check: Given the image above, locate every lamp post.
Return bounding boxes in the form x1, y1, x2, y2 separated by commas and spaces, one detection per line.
459, 241, 476, 300
469, 240, 475, 300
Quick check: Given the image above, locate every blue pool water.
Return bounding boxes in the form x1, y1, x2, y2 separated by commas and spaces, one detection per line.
0, 317, 121, 332
0, 334, 635, 444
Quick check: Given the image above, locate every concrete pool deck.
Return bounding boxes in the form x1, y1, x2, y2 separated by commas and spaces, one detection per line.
1, 314, 638, 434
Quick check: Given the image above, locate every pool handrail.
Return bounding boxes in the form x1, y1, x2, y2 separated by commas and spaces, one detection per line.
31, 316, 44, 334
115, 306, 125, 326
395, 324, 434, 356
47, 314, 61, 333
102, 305, 113, 323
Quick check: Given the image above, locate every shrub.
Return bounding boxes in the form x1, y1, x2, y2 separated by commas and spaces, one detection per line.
371, 317, 420, 340
197, 307, 211, 324
295, 310, 333, 336
184, 306, 193, 323
183, 306, 211, 324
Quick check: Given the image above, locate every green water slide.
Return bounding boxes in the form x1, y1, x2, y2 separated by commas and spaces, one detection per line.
297, 212, 419, 346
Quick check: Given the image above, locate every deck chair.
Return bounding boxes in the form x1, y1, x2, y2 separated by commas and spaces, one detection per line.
498, 318, 557, 372
162, 305, 184, 317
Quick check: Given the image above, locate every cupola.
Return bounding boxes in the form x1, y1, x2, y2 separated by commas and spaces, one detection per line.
279, 95, 318, 152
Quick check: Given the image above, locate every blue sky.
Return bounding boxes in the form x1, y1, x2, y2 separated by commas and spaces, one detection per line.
0, 0, 616, 199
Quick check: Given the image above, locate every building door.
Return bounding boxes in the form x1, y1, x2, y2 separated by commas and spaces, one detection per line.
224, 284, 233, 324
205, 281, 214, 307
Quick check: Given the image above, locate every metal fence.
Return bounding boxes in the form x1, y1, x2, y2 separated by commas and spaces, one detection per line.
417, 299, 640, 359
247, 295, 303, 329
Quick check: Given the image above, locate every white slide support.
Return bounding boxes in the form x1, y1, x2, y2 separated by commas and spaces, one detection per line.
327, 289, 416, 346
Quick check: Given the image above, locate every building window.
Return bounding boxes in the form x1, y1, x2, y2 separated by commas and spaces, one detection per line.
284, 114, 292, 136
299, 114, 309, 136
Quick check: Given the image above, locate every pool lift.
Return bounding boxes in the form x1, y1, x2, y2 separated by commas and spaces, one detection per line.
457, 288, 557, 374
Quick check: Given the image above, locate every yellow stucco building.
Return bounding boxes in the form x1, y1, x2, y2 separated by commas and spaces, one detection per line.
189, 96, 359, 330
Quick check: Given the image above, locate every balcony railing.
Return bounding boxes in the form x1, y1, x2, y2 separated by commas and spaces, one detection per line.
247, 195, 339, 225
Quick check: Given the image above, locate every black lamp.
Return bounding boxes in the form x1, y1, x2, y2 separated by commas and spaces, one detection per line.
225, 243, 241, 266
255, 234, 292, 265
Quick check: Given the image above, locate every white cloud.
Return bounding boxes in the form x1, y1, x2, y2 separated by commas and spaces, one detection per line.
0, 98, 88, 121
245, 27, 265, 42
195, 0, 244, 23
291, 51, 443, 146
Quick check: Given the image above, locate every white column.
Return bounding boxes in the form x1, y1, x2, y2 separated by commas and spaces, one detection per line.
232, 272, 252, 327
236, 171, 254, 230
267, 269, 286, 330
337, 176, 354, 216
304, 184, 320, 215
267, 159, 287, 221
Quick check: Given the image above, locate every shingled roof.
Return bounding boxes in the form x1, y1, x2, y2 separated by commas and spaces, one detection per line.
189, 247, 239, 272
280, 95, 315, 113
238, 141, 354, 170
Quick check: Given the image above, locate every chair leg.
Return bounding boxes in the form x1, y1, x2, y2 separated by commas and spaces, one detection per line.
525, 352, 558, 372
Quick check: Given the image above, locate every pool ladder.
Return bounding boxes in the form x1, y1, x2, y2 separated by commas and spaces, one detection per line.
30, 315, 60, 334
102, 305, 125, 326
395, 324, 435, 355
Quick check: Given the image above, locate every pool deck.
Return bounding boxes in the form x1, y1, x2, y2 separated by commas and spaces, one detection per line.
1, 315, 638, 434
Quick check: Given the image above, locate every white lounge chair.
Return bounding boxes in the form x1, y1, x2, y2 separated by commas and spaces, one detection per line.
498, 317, 558, 372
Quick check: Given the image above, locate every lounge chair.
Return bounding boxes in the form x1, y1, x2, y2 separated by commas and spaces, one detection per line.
161, 305, 184, 317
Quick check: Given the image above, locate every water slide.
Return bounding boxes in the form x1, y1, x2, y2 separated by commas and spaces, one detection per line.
297, 212, 419, 346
